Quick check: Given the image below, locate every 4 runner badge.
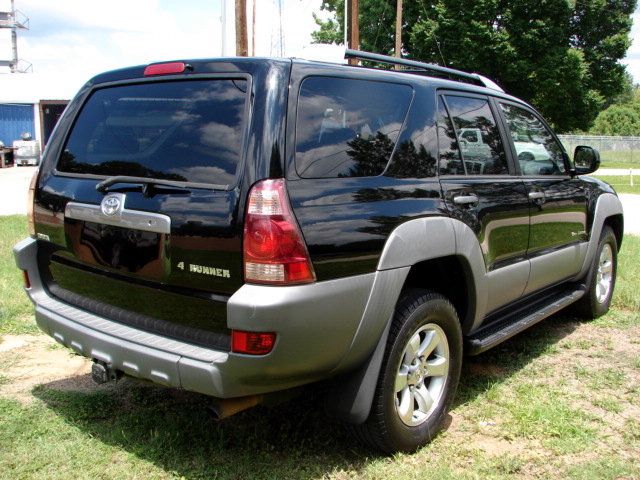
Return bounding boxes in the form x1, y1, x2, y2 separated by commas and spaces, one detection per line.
177, 261, 230, 278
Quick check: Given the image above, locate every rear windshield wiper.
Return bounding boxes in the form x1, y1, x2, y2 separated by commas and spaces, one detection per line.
95, 176, 228, 193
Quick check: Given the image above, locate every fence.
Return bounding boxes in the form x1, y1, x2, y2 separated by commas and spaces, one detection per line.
558, 135, 640, 169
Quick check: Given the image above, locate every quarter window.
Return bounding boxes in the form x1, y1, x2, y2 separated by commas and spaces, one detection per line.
295, 77, 412, 178
439, 95, 509, 176
499, 103, 566, 176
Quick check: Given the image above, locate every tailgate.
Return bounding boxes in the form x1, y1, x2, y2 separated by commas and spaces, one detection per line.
34, 77, 251, 348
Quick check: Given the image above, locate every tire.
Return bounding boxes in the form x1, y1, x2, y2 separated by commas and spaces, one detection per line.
351, 289, 463, 454
573, 226, 618, 319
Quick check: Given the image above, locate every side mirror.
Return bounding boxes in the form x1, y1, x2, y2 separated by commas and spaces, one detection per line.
573, 145, 600, 175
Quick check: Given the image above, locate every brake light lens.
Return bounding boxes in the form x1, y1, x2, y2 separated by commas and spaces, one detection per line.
143, 62, 186, 76
232, 330, 276, 355
27, 170, 37, 236
243, 179, 316, 285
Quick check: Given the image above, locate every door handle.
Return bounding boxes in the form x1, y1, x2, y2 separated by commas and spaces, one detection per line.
528, 191, 545, 201
453, 194, 479, 205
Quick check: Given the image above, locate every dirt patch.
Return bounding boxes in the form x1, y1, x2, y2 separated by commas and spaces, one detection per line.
0, 334, 95, 404
467, 363, 508, 377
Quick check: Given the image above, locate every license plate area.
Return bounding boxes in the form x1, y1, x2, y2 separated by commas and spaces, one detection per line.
80, 222, 163, 272
63, 218, 168, 280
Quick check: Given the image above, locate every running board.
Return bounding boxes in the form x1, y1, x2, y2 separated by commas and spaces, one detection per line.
466, 286, 586, 355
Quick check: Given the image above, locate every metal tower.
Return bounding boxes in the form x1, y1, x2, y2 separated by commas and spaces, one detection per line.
0, 0, 30, 73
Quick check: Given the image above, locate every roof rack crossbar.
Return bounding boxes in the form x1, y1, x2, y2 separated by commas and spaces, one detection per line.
344, 49, 484, 87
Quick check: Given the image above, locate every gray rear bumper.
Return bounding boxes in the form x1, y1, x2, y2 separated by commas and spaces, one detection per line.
13, 237, 377, 398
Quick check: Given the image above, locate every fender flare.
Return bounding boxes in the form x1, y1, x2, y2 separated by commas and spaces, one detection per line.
325, 216, 487, 423
575, 193, 624, 281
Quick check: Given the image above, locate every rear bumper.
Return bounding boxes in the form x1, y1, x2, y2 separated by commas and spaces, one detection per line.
14, 237, 375, 398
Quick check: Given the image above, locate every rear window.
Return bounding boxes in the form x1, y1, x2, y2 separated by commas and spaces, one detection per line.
57, 79, 248, 187
295, 77, 412, 178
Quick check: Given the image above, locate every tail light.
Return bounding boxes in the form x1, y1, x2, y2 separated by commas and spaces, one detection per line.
243, 179, 315, 285
27, 170, 38, 236
232, 330, 276, 355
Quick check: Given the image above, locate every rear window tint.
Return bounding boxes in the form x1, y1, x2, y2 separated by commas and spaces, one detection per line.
295, 77, 412, 178
57, 79, 248, 187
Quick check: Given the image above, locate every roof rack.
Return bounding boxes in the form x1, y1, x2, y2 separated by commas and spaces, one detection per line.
344, 49, 503, 91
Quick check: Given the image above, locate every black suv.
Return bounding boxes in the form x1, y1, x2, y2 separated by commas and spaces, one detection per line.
14, 50, 624, 453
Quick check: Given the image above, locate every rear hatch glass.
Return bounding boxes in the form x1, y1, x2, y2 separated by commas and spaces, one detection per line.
57, 78, 248, 187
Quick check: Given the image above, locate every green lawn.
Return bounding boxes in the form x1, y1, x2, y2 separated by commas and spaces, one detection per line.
593, 174, 640, 195
1, 217, 639, 479
0, 216, 37, 335
598, 150, 640, 169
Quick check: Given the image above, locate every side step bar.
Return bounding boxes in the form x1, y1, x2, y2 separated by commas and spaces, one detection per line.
466, 286, 586, 355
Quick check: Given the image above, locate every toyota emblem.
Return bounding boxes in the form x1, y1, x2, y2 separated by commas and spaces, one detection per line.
101, 194, 124, 216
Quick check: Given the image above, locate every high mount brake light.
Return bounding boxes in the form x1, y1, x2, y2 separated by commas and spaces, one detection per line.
143, 62, 186, 76
243, 179, 316, 285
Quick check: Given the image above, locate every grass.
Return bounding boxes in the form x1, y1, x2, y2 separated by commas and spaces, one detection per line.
597, 150, 640, 169
611, 233, 640, 313
0, 219, 639, 479
592, 174, 640, 194
0, 215, 37, 335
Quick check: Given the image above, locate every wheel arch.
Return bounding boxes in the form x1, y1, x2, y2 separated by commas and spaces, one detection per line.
324, 216, 484, 424
577, 193, 624, 281
604, 213, 623, 251
400, 255, 475, 335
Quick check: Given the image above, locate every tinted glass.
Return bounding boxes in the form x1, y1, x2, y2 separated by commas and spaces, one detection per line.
437, 97, 463, 175
295, 77, 412, 178
500, 103, 566, 175
58, 79, 248, 186
443, 95, 508, 175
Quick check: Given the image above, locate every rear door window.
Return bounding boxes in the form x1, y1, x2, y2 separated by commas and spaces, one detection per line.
57, 79, 249, 187
295, 77, 413, 178
439, 95, 509, 176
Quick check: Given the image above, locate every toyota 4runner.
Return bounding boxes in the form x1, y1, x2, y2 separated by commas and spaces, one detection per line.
14, 50, 624, 453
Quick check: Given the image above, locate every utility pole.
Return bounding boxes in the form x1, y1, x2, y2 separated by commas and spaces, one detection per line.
235, 0, 248, 56
346, 0, 359, 64
221, 0, 227, 56
395, 0, 403, 67
251, 0, 256, 56
0, 0, 30, 72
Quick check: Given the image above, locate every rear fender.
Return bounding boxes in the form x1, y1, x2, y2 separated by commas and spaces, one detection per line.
326, 216, 487, 423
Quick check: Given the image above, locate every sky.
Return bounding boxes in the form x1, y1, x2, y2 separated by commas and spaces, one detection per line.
0, 0, 324, 100
1, 1, 640, 101
622, 10, 640, 85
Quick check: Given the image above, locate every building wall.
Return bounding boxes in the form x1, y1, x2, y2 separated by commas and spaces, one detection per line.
0, 103, 36, 146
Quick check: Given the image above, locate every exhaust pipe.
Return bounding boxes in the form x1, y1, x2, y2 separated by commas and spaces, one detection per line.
208, 395, 262, 420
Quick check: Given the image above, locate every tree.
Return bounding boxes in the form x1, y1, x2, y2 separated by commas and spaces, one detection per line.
590, 86, 640, 135
312, 0, 637, 132
591, 104, 640, 135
